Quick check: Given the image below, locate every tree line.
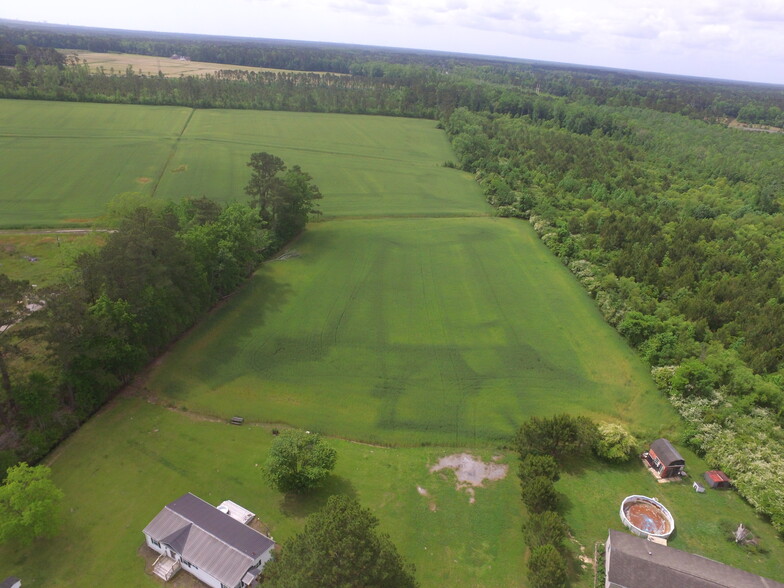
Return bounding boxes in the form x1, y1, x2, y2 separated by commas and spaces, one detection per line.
514, 414, 637, 587
443, 104, 784, 532
0, 153, 321, 471
2, 22, 783, 124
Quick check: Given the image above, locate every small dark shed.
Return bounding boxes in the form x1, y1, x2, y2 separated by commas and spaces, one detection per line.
647, 438, 685, 478
704, 470, 731, 489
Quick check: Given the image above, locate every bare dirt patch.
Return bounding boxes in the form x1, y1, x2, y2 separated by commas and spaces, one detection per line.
136, 177, 152, 184
429, 453, 508, 504
171, 164, 188, 173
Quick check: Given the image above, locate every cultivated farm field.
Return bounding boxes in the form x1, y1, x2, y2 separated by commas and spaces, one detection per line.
149, 216, 674, 447
0, 100, 487, 227
0, 100, 190, 227
2, 100, 784, 586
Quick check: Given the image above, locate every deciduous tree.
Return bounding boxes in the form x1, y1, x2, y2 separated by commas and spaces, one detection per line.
0, 462, 63, 545
594, 423, 638, 463
263, 429, 337, 494
513, 414, 598, 462
263, 494, 417, 587
245, 152, 322, 245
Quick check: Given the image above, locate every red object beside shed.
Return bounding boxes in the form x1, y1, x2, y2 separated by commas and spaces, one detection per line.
704, 470, 731, 489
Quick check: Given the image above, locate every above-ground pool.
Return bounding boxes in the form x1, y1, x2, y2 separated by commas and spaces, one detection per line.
620, 495, 675, 540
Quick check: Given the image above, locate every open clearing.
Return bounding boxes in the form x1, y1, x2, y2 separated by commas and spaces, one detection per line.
1, 101, 783, 586
0, 231, 105, 285
61, 49, 342, 78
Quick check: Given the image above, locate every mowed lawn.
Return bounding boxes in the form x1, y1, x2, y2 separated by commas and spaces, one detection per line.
149, 216, 677, 447
0, 397, 526, 587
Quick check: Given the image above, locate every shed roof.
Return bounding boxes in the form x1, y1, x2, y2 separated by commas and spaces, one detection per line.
649, 438, 685, 466
0, 578, 21, 588
706, 470, 731, 483
143, 493, 274, 587
607, 529, 784, 588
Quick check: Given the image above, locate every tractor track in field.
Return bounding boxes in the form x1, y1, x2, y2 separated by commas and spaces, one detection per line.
150, 108, 196, 198
0, 228, 116, 234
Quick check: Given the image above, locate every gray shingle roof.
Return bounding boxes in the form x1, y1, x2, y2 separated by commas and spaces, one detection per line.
143, 493, 275, 587
607, 530, 784, 588
650, 438, 685, 466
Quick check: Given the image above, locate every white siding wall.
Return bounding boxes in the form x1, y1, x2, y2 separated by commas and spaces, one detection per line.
144, 533, 164, 556
258, 547, 274, 570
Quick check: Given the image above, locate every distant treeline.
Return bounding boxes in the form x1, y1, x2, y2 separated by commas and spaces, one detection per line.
2, 20, 784, 125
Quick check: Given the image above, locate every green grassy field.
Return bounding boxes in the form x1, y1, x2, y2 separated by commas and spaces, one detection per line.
1, 100, 784, 586
155, 109, 488, 218
559, 452, 784, 581
149, 216, 676, 447
0, 100, 487, 227
0, 398, 527, 587
0, 231, 104, 285
0, 100, 191, 227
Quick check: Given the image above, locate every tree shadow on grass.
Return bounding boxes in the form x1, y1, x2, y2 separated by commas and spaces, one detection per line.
559, 454, 595, 477
561, 453, 641, 477
558, 490, 575, 516
278, 475, 357, 519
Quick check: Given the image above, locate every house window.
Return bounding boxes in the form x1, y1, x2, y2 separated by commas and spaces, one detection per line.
151, 539, 161, 547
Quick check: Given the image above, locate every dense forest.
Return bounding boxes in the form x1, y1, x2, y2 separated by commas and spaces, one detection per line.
1, 19, 784, 532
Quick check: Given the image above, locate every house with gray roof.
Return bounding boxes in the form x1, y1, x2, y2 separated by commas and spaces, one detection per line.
143, 493, 275, 588
605, 529, 784, 588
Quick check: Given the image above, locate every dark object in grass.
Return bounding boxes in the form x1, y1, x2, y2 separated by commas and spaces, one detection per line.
272, 428, 279, 436
231, 416, 244, 425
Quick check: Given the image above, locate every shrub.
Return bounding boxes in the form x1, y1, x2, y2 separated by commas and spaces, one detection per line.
522, 511, 568, 551
528, 544, 568, 588
521, 476, 558, 514
594, 423, 638, 463
519, 454, 560, 483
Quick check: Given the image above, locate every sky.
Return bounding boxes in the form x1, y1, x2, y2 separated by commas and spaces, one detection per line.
3, 0, 784, 85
